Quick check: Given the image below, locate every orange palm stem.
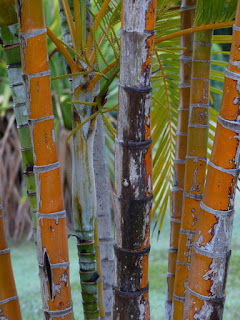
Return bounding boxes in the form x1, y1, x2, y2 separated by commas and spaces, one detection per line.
172, 28, 213, 320
16, 1, 73, 318
165, 2, 196, 318
0, 200, 22, 319
184, 2, 240, 318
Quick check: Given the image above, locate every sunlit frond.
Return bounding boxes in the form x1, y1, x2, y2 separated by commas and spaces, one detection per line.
151, 0, 237, 234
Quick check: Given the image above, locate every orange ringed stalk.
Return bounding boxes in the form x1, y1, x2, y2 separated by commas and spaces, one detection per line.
172, 28, 213, 319
183, 2, 240, 318
165, 2, 196, 319
16, 1, 73, 318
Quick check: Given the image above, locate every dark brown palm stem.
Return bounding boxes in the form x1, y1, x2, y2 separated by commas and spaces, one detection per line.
113, 0, 157, 318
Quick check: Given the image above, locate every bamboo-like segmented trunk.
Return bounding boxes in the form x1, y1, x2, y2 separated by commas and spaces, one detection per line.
57, 1, 102, 318
183, 3, 240, 318
94, 115, 114, 320
16, 1, 73, 319
114, 1, 156, 318
0, 24, 37, 236
165, 2, 196, 318
72, 78, 100, 320
0, 200, 22, 319
172, 29, 213, 319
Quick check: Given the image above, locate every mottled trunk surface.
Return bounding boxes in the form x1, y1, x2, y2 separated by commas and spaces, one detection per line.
183, 3, 240, 318
57, 1, 102, 317
0, 199, 22, 319
172, 29, 213, 319
0, 24, 37, 236
94, 116, 114, 320
16, 1, 73, 319
165, 1, 196, 318
114, 1, 157, 319
72, 96, 99, 319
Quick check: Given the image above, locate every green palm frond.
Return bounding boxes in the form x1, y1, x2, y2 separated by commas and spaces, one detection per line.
150, 2, 181, 234
151, 1, 238, 234
156, 0, 181, 38
151, 45, 179, 235
195, 0, 237, 25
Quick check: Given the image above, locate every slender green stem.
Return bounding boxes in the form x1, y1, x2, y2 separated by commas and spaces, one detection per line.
0, 24, 37, 235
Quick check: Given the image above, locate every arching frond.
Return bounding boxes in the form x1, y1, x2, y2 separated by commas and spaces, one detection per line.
152, 43, 179, 235
195, 0, 237, 25
151, 1, 238, 234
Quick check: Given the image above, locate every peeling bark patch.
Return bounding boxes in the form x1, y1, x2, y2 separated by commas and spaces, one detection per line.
196, 235, 203, 247
139, 296, 146, 320
194, 301, 214, 319
145, 98, 151, 127
190, 167, 198, 192
228, 177, 237, 209
142, 35, 154, 84
236, 79, 240, 94
192, 213, 197, 226
52, 129, 55, 143
193, 299, 224, 320
147, 174, 152, 194
44, 251, 53, 300
129, 157, 140, 196
231, 60, 240, 69
200, 253, 230, 300
233, 97, 240, 105
186, 233, 194, 263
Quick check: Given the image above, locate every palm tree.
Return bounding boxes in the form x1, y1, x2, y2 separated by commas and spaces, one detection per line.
113, 0, 157, 318
15, 0, 73, 318
172, 28, 212, 319
0, 23, 37, 238
54, 1, 118, 317
94, 115, 114, 320
1, 1, 240, 319
184, 0, 240, 317
172, 1, 238, 318
165, 1, 196, 318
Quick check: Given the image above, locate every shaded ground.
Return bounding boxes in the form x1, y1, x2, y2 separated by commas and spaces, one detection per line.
10, 200, 240, 319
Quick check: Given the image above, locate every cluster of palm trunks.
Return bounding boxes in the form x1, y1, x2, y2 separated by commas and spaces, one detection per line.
0, 1, 240, 320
